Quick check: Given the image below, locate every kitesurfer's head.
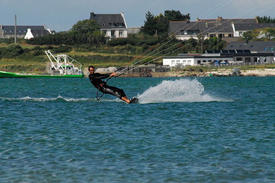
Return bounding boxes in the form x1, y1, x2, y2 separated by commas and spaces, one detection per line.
88, 66, 95, 74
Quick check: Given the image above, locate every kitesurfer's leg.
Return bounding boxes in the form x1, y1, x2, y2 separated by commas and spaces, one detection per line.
121, 96, 131, 104
101, 85, 131, 103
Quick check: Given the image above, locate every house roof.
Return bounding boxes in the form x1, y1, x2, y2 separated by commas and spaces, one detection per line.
169, 18, 258, 35
1, 25, 50, 36
226, 41, 275, 53
234, 23, 275, 31
164, 50, 274, 59
90, 12, 126, 29
169, 21, 233, 34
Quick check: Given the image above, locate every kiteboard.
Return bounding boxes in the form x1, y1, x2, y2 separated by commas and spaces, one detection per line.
130, 97, 139, 104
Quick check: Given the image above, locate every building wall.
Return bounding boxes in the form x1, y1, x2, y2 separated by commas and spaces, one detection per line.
163, 58, 196, 67
102, 29, 127, 39
127, 28, 140, 34
0, 29, 3, 38
163, 57, 232, 67
175, 35, 208, 41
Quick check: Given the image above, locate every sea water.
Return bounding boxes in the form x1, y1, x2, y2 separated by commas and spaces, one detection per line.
0, 77, 274, 182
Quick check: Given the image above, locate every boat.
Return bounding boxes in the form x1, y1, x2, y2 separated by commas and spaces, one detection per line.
0, 50, 84, 78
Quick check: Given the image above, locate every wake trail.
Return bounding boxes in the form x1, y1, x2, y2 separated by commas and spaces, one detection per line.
0, 95, 116, 103
137, 79, 231, 104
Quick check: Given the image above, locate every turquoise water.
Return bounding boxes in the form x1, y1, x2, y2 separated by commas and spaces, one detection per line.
0, 77, 274, 182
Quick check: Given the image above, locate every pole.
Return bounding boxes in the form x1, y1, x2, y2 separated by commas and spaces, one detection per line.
14, 15, 17, 44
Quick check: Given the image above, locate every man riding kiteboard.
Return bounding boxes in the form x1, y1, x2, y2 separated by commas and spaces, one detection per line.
88, 66, 137, 104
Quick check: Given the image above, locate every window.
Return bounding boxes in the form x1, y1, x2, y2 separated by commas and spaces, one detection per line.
119, 31, 123, 37
111, 30, 115, 36
245, 57, 251, 63
236, 57, 242, 61
218, 34, 224, 38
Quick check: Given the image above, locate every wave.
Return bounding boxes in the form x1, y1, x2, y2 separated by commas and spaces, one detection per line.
137, 79, 231, 104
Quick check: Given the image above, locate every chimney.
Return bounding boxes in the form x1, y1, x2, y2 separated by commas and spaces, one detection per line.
255, 17, 259, 24
90, 12, 96, 20
217, 16, 223, 21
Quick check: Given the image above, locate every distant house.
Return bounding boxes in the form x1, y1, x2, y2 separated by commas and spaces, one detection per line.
0, 25, 52, 39
90, 12, 128, 39
127, 27, 141, 35
169, 17, 275, 41
232, 23, 275, 37
226, 41, 275, 53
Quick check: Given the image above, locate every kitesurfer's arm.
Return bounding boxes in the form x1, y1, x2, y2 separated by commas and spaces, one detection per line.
109, 72, 117, 77
93, 73, 111, 80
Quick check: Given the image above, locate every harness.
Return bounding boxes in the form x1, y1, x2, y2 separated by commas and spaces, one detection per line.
95, 77, 112, 101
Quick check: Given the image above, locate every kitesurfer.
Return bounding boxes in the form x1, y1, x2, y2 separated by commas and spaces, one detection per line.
88, 66, 137, 104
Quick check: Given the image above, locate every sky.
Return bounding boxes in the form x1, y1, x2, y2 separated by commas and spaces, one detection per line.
0, 0, 275, 32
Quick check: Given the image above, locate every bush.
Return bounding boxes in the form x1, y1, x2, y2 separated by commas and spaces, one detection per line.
0, 38, 14, 44
52, 45, 72, 53
0, 44, 24, 58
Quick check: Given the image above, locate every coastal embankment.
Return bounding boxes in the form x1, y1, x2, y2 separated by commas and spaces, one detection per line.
83, 67, 275, 77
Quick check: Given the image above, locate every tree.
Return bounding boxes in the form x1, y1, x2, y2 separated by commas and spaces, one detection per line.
256, 16, 275, 23
142, 10, 190, 36
155, 14, 169, 36
71, 19, 100, 34
242, 31, 254, 43
143, 11, 157, 35
164, 10, 190, 21
204, 37, 226, 51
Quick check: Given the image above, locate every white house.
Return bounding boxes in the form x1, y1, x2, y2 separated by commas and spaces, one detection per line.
163, 50, 274, 67
163, 54, 232, 67
90, 12, 128, 39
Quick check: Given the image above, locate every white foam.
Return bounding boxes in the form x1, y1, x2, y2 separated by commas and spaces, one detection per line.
137, 79, 227, 104
0, 95, 98, 102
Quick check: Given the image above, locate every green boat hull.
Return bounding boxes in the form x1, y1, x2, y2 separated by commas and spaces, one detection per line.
0, 71, 84, 78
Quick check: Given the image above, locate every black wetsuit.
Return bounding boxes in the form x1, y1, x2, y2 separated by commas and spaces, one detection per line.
89, 73, 126, 99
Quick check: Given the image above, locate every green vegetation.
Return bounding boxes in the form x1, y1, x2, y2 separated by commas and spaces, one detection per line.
142, 10, 190, 36
256, 16, 275, 23
242, 28, 275, 42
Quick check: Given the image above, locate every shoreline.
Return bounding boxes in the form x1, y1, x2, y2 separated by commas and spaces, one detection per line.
1, 67, 274, 78
84, 68, 275, 77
